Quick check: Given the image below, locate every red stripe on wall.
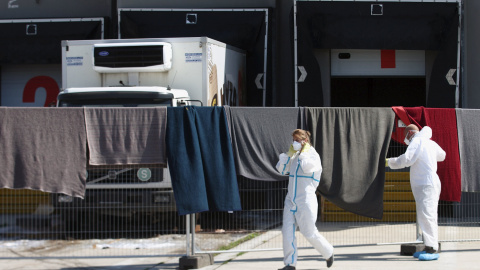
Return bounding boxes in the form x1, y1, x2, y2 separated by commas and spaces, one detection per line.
381, 50, 396, 68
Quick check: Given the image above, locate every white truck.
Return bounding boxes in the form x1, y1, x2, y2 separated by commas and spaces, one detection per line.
54, 37, 246, 233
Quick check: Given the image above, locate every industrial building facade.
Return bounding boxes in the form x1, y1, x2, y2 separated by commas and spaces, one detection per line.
1, 0, 478, 109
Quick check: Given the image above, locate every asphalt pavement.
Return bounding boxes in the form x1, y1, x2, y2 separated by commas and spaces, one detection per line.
200, 240, 479, 270
1, 231, 479, 270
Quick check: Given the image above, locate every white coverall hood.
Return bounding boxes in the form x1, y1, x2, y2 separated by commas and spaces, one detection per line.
414, 126, 433, 140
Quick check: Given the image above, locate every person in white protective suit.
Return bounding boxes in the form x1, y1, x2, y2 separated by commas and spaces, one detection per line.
386, 124, 446, 261
276, 129, 334, 270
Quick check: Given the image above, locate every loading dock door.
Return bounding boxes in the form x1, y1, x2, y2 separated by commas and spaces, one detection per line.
330, 49, 426, 107
0, 19, 104, 107
294, 1, 459, 108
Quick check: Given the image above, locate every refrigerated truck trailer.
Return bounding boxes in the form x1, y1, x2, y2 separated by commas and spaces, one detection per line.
60, 37, 246, 107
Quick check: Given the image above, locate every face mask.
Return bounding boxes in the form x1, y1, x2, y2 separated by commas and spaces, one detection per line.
292, 141, 302, 151
404, 136, 410, 146
404, 132, 415, 145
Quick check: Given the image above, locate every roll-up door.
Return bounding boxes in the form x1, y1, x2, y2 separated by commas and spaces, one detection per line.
329, 49, 427, 107
331, 50, 425, 77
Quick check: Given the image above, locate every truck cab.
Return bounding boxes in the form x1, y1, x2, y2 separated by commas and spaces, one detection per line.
53, 39, 198, 235
54, 86, 191, 235
57, 86, 191, 108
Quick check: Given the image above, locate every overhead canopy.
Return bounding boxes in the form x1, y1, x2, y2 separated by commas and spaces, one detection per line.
295, 2, 459, 108
119, 9, 270, 106
298, 2, 458, 50
0, 20, 104, 64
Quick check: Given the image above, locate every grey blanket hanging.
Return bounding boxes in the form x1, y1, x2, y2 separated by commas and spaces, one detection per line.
0, 107, 87, 198
224, 106, 303, 181
305, 107, 395, 219
456, 109, 480, 192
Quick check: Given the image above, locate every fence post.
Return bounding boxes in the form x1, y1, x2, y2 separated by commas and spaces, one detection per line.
186, 214, 191, 257
191, 213, 196, 255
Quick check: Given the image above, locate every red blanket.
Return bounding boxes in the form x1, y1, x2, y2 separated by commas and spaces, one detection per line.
403, 107, 461, 202
390, 106, 423, 144
391, 106, 410, 144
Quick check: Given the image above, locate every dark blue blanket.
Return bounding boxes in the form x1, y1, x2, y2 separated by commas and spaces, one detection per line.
166, 106, 242, 215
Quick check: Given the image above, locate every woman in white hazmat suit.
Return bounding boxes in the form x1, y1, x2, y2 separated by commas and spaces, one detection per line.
386, 124, 446, 261
276, 129, 334, 270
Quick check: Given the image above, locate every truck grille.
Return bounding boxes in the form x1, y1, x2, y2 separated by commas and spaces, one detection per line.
86, 165, 165, 184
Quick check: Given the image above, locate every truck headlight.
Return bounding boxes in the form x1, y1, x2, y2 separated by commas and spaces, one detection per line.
58, 195, 73, 203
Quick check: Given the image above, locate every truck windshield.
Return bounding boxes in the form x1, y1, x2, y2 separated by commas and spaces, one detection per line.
58, 98, 172, 107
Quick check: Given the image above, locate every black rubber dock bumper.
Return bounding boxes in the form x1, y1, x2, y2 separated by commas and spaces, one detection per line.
179, 254, 214, 269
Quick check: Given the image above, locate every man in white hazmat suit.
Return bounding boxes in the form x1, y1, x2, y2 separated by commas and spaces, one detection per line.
276, 129, 334, 270
386, 124, 446, 261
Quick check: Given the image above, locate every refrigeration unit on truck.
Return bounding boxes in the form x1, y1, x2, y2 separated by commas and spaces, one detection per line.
53, 37, 246, 230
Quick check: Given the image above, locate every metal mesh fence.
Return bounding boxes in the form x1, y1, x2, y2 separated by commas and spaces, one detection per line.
0, 164, 189, 258
0, 141, 479, 258
193, 140, 480, 254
